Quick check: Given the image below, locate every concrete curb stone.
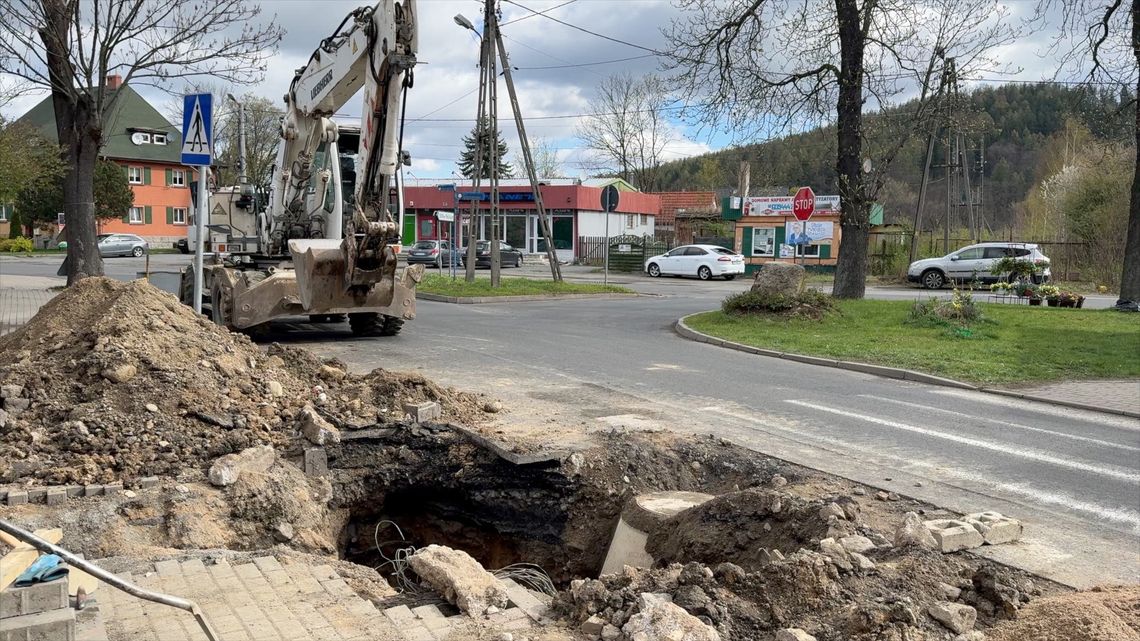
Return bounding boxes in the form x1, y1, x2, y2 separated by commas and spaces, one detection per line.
674, 312, 1139, 418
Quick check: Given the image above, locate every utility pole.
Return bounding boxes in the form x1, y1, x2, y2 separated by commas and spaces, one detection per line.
487, 2, 501, 288
494, 29, 561, 280
463, 5, 492, 283
909, 56, 949, 263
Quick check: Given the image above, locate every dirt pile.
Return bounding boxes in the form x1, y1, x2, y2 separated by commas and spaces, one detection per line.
986, 585, 1140, 641
0, 278, 490, 486
557, 552, 1043, 641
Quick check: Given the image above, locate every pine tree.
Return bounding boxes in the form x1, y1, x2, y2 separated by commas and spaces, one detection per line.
457, 118, 513, 179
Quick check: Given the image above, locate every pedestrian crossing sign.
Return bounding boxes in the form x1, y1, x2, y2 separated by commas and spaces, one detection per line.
181, 93, 213, 166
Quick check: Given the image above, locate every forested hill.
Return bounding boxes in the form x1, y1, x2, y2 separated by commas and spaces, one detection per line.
656, 83, 1133, 230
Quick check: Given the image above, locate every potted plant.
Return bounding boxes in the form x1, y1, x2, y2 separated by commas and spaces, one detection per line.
1038, 285, 1061, 306
990, 282, 1012, 295
1058, 291, 1084, 308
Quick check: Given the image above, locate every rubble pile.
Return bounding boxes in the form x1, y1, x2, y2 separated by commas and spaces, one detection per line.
557, 551, 1044, 641
0, 278, 487, 486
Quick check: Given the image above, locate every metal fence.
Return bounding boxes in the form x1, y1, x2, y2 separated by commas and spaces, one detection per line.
870, 231, 1091, 280
576, 235, 680, 269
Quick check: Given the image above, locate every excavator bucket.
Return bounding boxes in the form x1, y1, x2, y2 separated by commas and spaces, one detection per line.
290, 239, 396, 312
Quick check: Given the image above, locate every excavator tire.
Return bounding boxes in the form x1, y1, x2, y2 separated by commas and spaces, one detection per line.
348, 312, 382, 337
379, 315, 404, 336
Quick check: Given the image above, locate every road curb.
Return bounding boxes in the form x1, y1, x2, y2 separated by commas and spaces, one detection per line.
417, 292, 640, 304
674, 313, 1139, 418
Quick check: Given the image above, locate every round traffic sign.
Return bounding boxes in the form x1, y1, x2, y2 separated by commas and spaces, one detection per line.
793, 186, 815, 221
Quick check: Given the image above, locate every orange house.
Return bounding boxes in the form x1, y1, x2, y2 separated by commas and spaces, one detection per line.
16, 75, 198, 246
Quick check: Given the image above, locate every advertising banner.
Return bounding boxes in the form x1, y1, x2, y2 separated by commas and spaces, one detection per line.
744, 195, 840, 216
785, 221, 834, 245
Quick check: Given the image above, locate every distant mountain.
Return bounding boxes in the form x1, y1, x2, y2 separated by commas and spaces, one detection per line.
655, 83, 1134, 231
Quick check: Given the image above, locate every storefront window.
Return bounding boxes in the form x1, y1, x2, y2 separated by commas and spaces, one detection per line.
752, 228, 775, 256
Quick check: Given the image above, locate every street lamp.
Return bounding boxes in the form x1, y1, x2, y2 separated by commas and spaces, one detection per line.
453, 14, 476, 32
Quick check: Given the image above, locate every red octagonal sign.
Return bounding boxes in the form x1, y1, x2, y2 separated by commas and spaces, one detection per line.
793, 186, 816, 221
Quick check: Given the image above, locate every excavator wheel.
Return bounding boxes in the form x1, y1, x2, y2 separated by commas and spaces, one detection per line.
348, 312, 382, 337
348, 313, 404, 337
379, 315, 404, 336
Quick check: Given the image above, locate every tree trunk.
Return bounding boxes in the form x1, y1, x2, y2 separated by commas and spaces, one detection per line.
1119, 0, 1140, 302
831, 0, 868, 299
40, 0, 103, 284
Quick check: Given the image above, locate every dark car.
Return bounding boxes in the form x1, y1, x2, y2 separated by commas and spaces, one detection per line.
463, 241, 524, 268
406, 240, 460, 267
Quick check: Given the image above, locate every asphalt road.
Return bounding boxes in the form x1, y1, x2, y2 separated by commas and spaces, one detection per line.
3, 253, 1137, 587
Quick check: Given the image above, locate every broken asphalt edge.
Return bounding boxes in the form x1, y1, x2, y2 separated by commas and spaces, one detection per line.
416, 292, 642, 304
674, 312, 1140, 420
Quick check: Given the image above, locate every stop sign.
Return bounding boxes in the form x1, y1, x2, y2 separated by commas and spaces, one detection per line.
793, 186, 815, 221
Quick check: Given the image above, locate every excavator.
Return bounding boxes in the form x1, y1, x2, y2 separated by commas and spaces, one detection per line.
181, 0, 422, 337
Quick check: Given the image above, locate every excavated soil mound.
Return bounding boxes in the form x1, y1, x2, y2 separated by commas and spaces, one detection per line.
0, 278, 489, 485
987, 586, 1140, 641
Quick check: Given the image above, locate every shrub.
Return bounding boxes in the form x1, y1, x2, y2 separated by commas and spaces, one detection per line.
723, 288, 836, 319
0, 236, 33, 252
908, 288, 989, 335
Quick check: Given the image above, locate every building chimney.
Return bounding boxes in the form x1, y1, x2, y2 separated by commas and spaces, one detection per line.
106, 75, 122, 89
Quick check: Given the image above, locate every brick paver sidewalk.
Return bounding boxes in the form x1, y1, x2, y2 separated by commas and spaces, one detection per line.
0, 288, 57, 337
999, 379, 1140, 416
99, 556, 546, 641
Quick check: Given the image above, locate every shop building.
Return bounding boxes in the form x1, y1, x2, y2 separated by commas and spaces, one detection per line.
403, 179, 660, 262
725, 195, 843, 272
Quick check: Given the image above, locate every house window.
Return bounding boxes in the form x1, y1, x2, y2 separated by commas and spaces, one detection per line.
173, 208, 187, 225
139, 133, 151, 143
794, 243, 821, 258
153, 133, 167, 145
752, 227, 775, 256
128, 166, 142, 184
129, 207, 143, 224
639, 214, 648, 226
170, 169, 185, 187
0, 205, 8, 222
626, 214, 635, 228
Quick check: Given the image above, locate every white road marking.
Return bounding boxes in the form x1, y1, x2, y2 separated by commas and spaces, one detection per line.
861, 395, 1140, 453
700, 405, 1140, 531
786, 400, 1140, 484
932, 389, 1140, 431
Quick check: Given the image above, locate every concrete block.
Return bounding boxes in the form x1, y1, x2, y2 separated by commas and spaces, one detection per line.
0, 579, 69, 618
44, 489, 66, 506
6, 490, 27, 506
402, 401, 442, 423
102, 482, 123, 494
24, 489, 46, 505
64, 487, 83, 499
928, 602, 977, 634
383, 605, 417, 628
138, 477, 159, 489
924, 519, 985, 553
0, 607, 75, 641
963, 511, 1023, 545
83, 485, 102, 498
153, 560, 182, 576
303, 448, 328, 477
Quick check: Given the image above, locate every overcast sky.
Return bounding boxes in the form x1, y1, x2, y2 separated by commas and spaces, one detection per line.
0, 0, 1106, 180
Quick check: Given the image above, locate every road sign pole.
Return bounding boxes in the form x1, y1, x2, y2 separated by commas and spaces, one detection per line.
604, 211, 610, 286
193, 170, 208, 314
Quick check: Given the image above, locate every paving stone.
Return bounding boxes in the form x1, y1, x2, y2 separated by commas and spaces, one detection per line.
252, 557, 284, 574
963, 511, 1023, 545
0, 606, 75, 641
180, 559, 207, 575
398, 624, 435, 641
234, 564, 263, 580
924, 519, 985, 552
25, 488, 46, 504
0, 578, 69, 618
321, 579, 355, 598
383, 605, 418, 628
44, 488, 66, 506
154, 560, 183, 576
6, 490, 27, 506
498, 578, 552, 622
310, 566, 338, 582
83, 485, 102, 497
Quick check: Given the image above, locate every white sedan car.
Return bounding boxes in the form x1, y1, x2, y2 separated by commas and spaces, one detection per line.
645, 244, 745, 280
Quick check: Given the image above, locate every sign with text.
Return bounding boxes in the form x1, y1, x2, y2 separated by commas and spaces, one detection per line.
743, 195, 840, 216
793, 186, 816, 221
785, 221, 834, 245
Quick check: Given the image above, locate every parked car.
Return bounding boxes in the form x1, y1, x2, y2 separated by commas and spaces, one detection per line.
906, 242, 1051, 289
97, 233, 148, 258
644, 244, 745, 280
462, 241, 524, 268
406, 240, 460, 267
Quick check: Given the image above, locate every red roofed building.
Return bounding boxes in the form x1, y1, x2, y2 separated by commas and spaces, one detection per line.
646, 191, 719, 242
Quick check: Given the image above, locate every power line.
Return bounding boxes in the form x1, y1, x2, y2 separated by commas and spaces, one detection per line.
500, 0, 577, 26
516, 53, 656, 70
500, 0, 664, 55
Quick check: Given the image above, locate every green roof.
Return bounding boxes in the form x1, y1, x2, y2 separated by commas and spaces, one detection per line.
17, 85, 184, 164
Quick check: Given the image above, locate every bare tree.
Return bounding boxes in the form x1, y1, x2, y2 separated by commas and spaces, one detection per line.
0, 0, 283, 284
1038, 0, 1139, 301
513, 137, 563, 179
664, 0, 1017, 298
577, 72, 674, 191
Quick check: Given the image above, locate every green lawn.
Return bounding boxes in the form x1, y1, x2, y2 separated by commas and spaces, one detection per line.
417, 274, 633, 298
686, 300, 1140, 385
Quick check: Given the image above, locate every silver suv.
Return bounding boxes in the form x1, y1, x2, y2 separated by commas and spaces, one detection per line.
907, 242, 1051, 289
